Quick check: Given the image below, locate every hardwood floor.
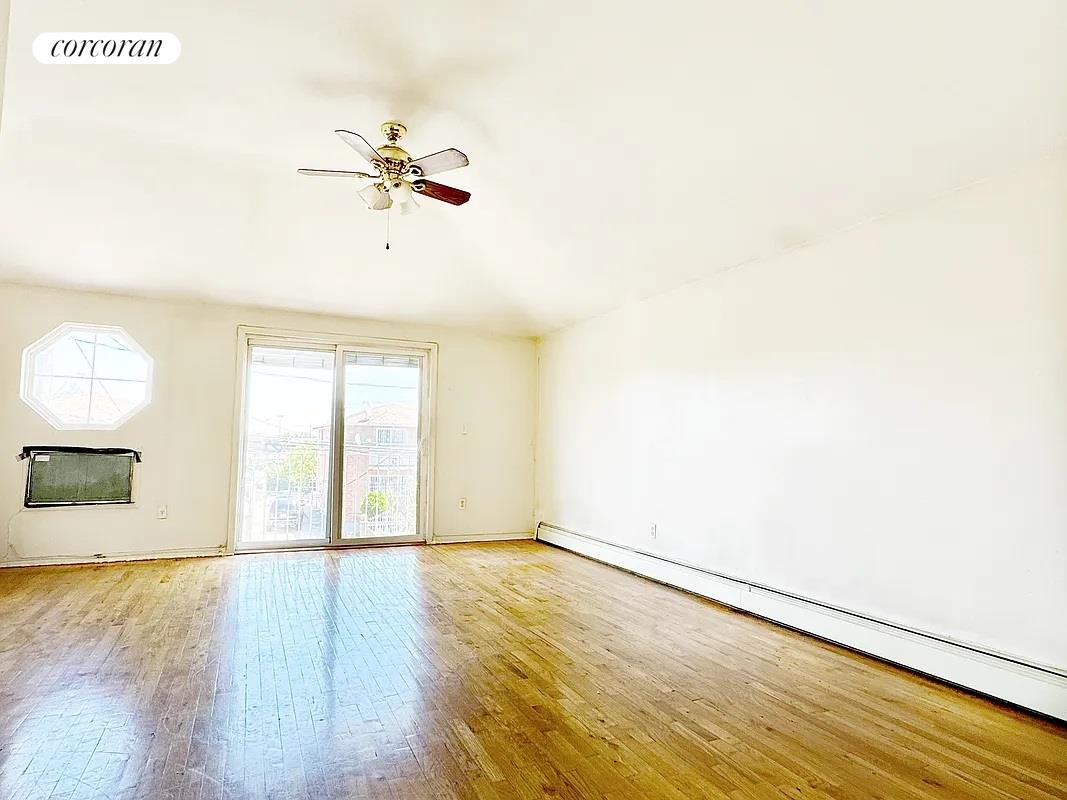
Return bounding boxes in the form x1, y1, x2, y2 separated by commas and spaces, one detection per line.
0, 542, 1063, 800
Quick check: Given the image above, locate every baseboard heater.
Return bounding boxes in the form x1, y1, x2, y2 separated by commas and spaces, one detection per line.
535, 522, 1067, 722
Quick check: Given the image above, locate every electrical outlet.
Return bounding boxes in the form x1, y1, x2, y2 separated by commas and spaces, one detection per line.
650, 523, 657, 539
157, 505, 168, 520
458, 497, 467, 510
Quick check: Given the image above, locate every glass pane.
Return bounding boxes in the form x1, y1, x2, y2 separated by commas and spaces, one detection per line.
340, 353, 421, 540
238, 346, 334, 545
89, 379, 147, 425
33, 332, 95, 378
33, 376, 92, 425
92, 334, 150, 381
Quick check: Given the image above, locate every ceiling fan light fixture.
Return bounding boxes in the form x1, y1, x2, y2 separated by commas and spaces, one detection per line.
358, 182, 392, 210
357, 182, 379, 207
388, 179, 420, 215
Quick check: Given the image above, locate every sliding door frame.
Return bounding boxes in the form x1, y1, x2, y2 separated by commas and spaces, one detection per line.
226, 325, 438, 554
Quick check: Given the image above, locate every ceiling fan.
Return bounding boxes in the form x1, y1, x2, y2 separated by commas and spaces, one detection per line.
299, 121, 471, 216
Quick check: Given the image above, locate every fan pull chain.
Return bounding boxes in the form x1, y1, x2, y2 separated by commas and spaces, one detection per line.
385, 205, 391, 250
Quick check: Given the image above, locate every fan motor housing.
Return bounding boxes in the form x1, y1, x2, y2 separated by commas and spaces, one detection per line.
377, 144, 410, 164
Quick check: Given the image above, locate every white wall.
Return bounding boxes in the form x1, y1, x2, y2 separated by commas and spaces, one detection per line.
0, 0, 8, 132
537, 152, 1067, 672
0, 284, 536, 564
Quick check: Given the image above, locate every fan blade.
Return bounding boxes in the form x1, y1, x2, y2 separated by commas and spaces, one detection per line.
413, 179, 471, 206
406, 148, 469, 178
298, 168, 374, 178
335, 130, 385, 165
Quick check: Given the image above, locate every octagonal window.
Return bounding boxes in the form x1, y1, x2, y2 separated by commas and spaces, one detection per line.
21, 323, 153, 430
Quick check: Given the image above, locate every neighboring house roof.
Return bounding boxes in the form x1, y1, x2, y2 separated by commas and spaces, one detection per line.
346, 402, 418, 429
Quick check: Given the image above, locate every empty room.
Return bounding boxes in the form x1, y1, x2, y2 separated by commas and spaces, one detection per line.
1, 1, 1065, 798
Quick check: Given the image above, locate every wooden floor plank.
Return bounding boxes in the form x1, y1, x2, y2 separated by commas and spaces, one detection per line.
0, 542, 1063, 799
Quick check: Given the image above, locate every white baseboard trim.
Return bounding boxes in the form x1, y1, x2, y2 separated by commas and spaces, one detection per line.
432, 531, 534, 545
537, 522, 1067, 722
0, 545, 227, 568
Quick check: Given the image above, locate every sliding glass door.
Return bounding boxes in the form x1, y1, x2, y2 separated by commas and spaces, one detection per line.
235, 335, 432, 550
339, 352, 421, 541
237, 346, 334, 547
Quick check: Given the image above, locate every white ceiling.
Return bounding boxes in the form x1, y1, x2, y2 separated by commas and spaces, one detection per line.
1, 1, 1065, 336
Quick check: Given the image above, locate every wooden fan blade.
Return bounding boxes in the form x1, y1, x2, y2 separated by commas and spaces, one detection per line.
335, 130, 385, 165
413, 180, 471, 206
298, 168, 374, 178
406, 148, 469, 178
